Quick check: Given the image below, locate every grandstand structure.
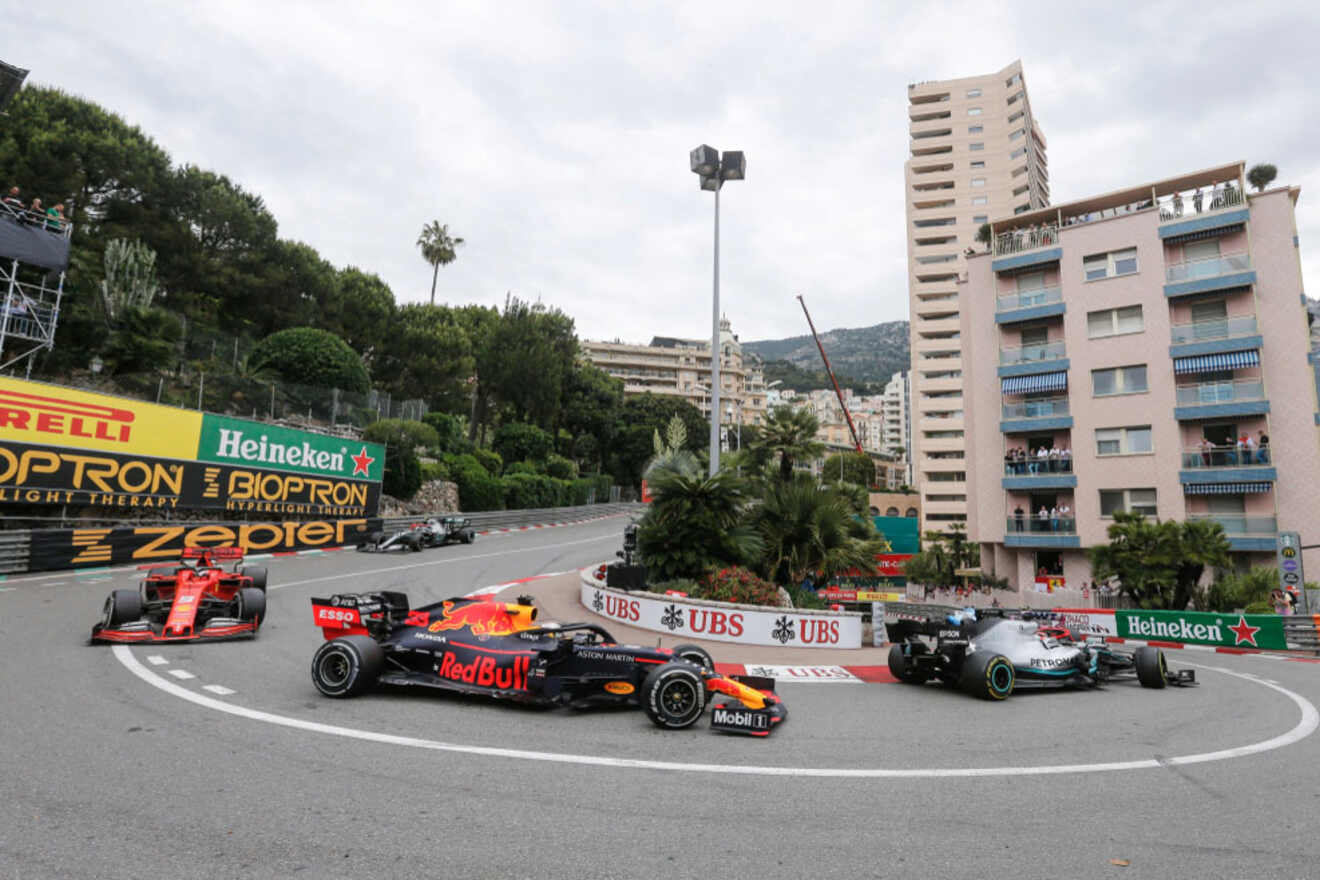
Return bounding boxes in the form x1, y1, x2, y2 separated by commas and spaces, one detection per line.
0, 59, 69, 377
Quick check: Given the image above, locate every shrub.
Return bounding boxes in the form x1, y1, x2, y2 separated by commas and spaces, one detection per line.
504, 460, 541, 476
648, 578, 699, 596
422, 412, 467, 453
248, 327, 370, 393
492, 422, 553, 465
446, 453, 503, 511
543, 453, 577, 480
363, 418, 439, 453
501, 472, 553, 509
473, 448, 503, 476
419, 461, 449, 483
382, 445, 421, 500
568, 477, 595, 505
691, 566, 781, 607
550, 477, 574, 507
789, 587, 827, 610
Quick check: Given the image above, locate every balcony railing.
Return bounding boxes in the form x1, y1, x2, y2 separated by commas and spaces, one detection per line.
1157, 184, 1246, 221
996, 286, 1062, 313
1004, 459, 1073, 476
993, 222, 1059, 256
1170, 315, 1258, 344
1002, 397, 1069, 419
1000, 341, 1066, 365
1164, 252, 1251, 283
1005, 517, 1077, 535
1174, 380, 1265, 406
1181, 445, 1271, 468
1186, 514, 1277, 536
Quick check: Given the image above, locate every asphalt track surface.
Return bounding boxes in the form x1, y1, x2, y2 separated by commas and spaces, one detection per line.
3, 515, 1320, 880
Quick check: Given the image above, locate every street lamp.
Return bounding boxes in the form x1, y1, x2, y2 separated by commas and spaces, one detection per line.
690, 144, 746, 477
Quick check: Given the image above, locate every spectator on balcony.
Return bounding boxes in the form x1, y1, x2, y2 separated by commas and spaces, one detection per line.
1235, 434, 1248, 465
1037, 506, 1049, 532
1058, 502, 1072, 532
26, 197, 42, 226
1244, 433, 1257, 462
1034, 446, 1048, 474
1014, 506, 1025, 532
1049, 506, 1060, 533
1060, 446, 1072, 472
1172, 192, 1183, 217
1211, 184, 1224, 210
1256, 431, 1269, 464
1198, 436, 1214, 467
1193, 188, 1204, 213
2, 186, 23, 219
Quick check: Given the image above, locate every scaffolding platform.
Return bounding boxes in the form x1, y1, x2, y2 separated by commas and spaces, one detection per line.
0, 204, 71, 374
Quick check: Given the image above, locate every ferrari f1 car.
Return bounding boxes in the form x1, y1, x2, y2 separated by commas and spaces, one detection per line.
91, 547, 268, 643
308, 592, 787, 735
885, 604, 1196, 700
356, 517, 476, 553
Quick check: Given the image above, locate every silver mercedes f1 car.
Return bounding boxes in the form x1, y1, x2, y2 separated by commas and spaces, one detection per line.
886, 605, 1196, 701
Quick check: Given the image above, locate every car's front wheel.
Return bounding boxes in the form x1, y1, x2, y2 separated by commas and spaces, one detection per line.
103, 589, 143, 627
237, 587, 266, 625
1134, 646, 1167, 689
311, 636, 384, 698
888, 642, 931, 684
960, 651, 1015, 700
239, 565, 268, 591
641, 662, 707, 729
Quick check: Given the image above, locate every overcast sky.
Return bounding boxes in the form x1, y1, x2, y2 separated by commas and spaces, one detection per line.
8, 1, 1319, 343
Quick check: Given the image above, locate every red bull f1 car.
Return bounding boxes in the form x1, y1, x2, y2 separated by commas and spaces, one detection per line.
308, 591, 787, 735
885, 604, 1196, 700
91, 547, 268, 644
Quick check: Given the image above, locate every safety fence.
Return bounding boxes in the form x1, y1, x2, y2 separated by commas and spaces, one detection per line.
0, 503, 641, 576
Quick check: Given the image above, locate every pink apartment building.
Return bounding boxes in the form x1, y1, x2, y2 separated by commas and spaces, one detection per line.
962, 161, 1320, 593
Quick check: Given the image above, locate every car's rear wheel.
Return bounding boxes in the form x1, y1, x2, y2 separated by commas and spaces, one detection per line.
463, 530, 475, 544
237, 587, 266, 625
670, 643, 715, 672
407, 534, 423, 552
641, 662, 707, 729
311, 636, 384, 698
1134, 646, 1167, 689
239, 565, 268, 591
103, 589, 143, 627
960, 651, 1015, 700
888, 642, 931, 684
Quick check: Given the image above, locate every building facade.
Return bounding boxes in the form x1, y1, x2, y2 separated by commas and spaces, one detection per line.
905, 60, 1050, 533
581, 316, 767, 426
962, 161, 1320, 590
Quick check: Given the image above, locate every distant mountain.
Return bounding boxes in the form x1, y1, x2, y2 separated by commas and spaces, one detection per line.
743, 321, 910, 392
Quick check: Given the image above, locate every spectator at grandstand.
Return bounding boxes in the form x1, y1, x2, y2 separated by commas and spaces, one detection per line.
2, 186, 23, 218
27, 197, 42, 226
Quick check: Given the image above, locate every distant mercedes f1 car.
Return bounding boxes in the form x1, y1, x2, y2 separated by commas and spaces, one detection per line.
308, 592, 786, 735
356, 517, 476, 553
886, 605, 1196, 700
91, 547, 267, 643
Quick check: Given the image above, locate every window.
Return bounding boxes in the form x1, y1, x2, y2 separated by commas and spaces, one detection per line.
1009, 128, 1025, 140
971, 196, 987, 206
969, 142, 984, 151
1100, 489, 1157, 517
1095, 426, 1153, 456
970, 160, 985, 169
972, 215, 988, 224
1008, 110, 1024, 124
1087, 305, 1143, 338
1020, 326, 1048, 346
1091, 365, 1148, 396
1083, 247, 1139, 281
1010, 146, 1027, 159
1184, 239, 1220, 262
967, 107, 982, 116
971, 177, 986, 187
966, 88, 982, 98
968, 125, 983, 134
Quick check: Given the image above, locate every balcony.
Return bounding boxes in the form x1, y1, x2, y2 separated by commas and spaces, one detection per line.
1157, 186, 1248, 243
1003, 517, 1080, 549
991, 223, 1061, 273
1164, 253, 1255, 299
995, 286, 1064, 325
999, 340, 1068, 378
1001, 396, 1072, 434
1186, 514, 1277, 552
1169, 315, 1262, 359
1174, 380, 1269, 420
1179, 445, 1276, 491
1002, 459, 1076, 490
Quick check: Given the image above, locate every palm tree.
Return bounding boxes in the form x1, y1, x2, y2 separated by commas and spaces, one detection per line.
754, 405, 824, 481
754, 475, 890, 586
416, 221, 464, 306
1246, 164, 1277, 193
635, 467, 763, 581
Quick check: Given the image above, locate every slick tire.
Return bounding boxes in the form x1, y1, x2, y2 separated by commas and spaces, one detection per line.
104, 589, 143, 627
239, 565, 268, 591
407, 535, 423, 552
237, 587, 266, 625
960, 651, 1015, 701
670, 643, 715, 672
642, 662, 707, 730
311, 636, 384, 698
888, 643, 931, 684
1134, 646, 1168, 689
463, 530, 475, 544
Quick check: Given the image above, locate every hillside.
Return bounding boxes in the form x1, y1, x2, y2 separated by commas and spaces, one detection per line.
744, 321, 909, 391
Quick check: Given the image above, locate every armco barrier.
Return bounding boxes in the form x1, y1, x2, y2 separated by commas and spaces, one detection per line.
0, 530, 30, 574
580, 568, 865, 649
379, 503, 641, 535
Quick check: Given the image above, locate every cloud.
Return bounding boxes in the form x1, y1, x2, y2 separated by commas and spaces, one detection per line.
6, 0, 1318, 343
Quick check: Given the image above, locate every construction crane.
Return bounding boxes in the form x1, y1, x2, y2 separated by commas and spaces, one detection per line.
796, 294, 864, 454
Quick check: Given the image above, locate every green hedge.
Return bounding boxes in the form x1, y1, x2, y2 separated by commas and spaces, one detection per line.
444, 453, 504, 511
419, 461, 450, 483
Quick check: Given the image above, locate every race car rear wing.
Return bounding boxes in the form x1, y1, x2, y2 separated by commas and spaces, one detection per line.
182, 546, 245, 561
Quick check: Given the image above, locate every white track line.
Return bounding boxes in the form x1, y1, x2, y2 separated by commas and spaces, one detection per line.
111, 648, 1318, 779
147, 655, 168, 666
202, 685, 235, 696
166, 669, 195, 680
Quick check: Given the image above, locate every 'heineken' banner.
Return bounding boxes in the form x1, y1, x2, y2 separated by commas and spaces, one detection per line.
197, 414, 383, 483
1116, 608, 1288, 651
28, 518, 381, 572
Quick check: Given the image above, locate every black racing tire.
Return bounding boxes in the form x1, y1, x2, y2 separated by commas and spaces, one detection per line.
888, 642, 931, 684
670, 643, 715, 672
407, 534, 424, 552
1134, 646, 1168, 689
960, 651, 1015, 701
463, 530, 475, 544
239, 565, 268, 591
311, 636, 384, 698
641, 662, 707, 729
237, 587, 266, 625
103, 589, 143, 627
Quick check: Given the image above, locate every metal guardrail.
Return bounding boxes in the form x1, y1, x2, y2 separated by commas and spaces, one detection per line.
1283, 619, 1320, 651
380, 503, 642, 534
0, 530, 30, 574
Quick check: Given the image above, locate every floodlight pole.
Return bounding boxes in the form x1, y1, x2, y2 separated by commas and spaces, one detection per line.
709, 186, 721, 477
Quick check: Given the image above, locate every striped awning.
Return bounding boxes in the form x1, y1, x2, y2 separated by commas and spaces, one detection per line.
1001, 371, 1067, 394
1173, 349, 1259, 375
1183, 482, 1272, 495
1164, 223, 1245, 245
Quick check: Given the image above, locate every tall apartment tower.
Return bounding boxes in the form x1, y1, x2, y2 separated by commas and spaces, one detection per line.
905, 60, 1049, 533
